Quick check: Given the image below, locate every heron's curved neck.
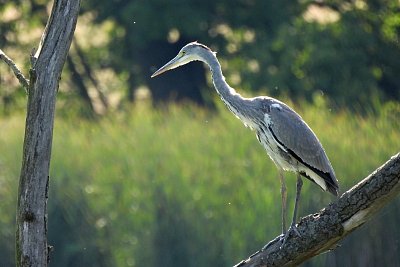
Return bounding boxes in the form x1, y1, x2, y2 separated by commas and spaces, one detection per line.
201, 51, 243, 111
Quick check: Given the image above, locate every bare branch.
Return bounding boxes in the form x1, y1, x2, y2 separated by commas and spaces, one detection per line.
234, 153, 400, 267
73, 38, 109, 110
0, 48, 29, 90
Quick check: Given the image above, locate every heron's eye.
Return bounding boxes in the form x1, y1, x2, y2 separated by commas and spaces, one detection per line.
181, 51, 186, 56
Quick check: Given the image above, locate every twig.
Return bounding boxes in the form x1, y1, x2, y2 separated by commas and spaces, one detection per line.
0, 48, 29, 90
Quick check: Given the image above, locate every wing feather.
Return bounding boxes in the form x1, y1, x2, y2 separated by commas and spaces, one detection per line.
266, 100, 339, 193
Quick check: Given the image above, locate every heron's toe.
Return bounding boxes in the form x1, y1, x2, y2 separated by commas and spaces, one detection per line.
279, 232, 290, 249
279, 224, 301, 249
288, 224, 301, 237
262, 234, 284, 251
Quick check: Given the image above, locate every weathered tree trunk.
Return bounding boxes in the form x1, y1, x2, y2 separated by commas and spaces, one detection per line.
234, 153, 400, 267
15, 0, 80, 266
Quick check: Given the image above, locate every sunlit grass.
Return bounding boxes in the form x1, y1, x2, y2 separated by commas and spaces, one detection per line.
0, 100, 399, 266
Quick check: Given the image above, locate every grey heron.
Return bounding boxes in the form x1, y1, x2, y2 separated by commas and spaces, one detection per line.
151, 42, 339, 246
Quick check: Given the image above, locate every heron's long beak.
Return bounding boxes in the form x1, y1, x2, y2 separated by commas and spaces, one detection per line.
151, 55, 184, 78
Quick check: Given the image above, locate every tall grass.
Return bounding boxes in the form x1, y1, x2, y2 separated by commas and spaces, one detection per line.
0, 100, 399, 267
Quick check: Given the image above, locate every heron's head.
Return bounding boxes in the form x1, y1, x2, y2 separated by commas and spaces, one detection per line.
151, 42, 213, 77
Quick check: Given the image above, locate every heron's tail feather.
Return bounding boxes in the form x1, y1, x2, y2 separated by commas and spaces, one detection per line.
300, 170, 339, 196
325, 173, 339, 196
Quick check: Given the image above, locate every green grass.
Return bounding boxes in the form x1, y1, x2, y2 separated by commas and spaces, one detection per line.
0, 100, 399, 267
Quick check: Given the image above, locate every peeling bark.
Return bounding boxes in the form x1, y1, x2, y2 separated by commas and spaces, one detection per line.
15, 0, 81, 266
234, 153, 400, 267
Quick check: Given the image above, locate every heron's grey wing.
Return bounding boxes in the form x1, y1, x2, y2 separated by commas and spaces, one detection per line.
267, 101, 339, 193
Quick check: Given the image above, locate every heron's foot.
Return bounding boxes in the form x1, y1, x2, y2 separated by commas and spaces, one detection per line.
262, 224, 302, 251
262, 234, 283, 251
279, 223, 301, 249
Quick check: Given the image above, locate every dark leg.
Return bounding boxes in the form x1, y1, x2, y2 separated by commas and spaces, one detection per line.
279, 171, 287, 235
291, 174, 303, 230
280, 174, 303, 248
263, 171, 287, 251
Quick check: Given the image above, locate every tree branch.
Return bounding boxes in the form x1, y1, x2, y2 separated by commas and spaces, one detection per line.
73, 38, 109, 111
66, 54, 96, 113
234, 153, 400, 267
0, 49, 29, 90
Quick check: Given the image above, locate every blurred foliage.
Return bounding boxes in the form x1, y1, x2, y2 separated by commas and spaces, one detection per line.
1, 1, 400, 266
1, 100, 400, 266
1, 0, 400, 114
